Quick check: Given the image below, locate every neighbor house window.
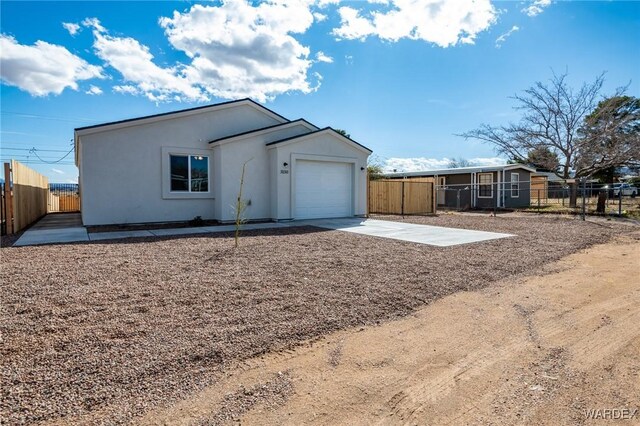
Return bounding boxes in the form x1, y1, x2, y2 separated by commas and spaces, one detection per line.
511, 173, 520, 197
478, 173, 493, 198
170, 154, 209, 192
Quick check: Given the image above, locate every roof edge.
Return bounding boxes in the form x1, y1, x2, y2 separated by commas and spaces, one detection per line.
266, 127, 372, 153
208, 119, 318, 145
74, 98, 288, 134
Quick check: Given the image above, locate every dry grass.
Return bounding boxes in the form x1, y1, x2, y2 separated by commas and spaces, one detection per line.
0, 215, 633, 424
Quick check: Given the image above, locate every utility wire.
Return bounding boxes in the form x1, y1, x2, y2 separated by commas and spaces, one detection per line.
0, 147, 74, 153
1, 110, 96, 123
28, 145, 75, 164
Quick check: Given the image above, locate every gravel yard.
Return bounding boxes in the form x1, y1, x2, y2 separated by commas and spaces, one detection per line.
0, 214, 631, 424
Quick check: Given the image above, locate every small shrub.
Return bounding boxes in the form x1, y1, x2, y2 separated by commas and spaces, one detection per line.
189, 216, 205, 227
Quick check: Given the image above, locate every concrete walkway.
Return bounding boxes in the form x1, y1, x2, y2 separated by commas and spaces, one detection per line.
14, 214, 512, 247
14, 213, 90, 246
14, 213, 513, 247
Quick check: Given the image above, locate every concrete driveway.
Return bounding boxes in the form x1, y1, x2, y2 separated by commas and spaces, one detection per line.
303, 218, 513, 247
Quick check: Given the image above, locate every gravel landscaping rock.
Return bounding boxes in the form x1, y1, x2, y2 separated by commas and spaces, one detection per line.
0, 215, 631, 424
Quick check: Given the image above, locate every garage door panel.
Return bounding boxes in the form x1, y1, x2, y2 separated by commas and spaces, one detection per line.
295, 160, 352, 219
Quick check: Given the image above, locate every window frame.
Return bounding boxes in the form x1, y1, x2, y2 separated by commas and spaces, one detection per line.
477, 172, 493, 198
511, 172, 520, 198
162, 147, 214, 200
169, 154, 210, 193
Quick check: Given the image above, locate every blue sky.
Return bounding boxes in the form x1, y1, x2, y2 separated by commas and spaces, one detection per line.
1, 0, 639, 182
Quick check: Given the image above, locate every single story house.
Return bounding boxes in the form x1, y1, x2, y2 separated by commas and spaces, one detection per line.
385, 164, 536, 209
74, 99, 371, 226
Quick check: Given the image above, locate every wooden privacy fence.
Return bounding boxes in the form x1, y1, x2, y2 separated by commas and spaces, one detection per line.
48, 184, 80, 213
2, 160, 50, 234
530, 175, 548, 204
368, 178, 436, 215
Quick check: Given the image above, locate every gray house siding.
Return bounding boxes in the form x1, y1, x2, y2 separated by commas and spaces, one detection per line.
443, 173, 472, 209
475, 171, 498, 209
503, 168, 531, 208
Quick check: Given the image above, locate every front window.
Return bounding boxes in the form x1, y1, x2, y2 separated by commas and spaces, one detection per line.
511, 173, 520, 197
170, 154, 209, 192
478, 173, 493, 198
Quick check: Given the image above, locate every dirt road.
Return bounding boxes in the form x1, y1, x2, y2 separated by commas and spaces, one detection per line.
143, 235, 640, 425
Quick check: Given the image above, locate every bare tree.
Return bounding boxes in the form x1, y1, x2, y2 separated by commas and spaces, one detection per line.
447, 157, 472, 168
459, 71, 636, 180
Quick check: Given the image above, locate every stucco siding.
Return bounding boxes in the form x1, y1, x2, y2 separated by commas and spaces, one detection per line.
79, 104, 281, 225
269, 133, 369, 220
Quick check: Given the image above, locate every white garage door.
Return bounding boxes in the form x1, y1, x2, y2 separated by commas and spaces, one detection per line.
295, 160, 353, 219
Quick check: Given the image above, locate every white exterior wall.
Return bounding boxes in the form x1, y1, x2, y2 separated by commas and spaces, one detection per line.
268, 133, 369, 220
79, 104, 281, 225
215, 123, 313, 222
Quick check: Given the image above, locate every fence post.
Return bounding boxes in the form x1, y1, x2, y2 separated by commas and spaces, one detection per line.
493, 183, 497, 217
3, 163, 13, 234
538, 189, 541, 213
618, 188, 623, 217
581, 178, 586, 221
401, 180, 405, 217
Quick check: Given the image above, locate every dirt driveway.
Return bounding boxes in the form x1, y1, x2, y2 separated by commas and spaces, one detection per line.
143, 235, 640, 425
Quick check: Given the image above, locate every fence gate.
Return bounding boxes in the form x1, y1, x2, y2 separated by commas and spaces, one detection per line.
48, 183, 80, 213
368, 179, 435, 215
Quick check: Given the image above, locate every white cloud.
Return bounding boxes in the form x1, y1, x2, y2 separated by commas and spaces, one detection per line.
315, 51, 334, 63
159, 1, 319, 102
495, 25, 519, 48
383, 157, 506, 173
113, 84, 139, 95
313, 11, 328, 22
83, 18, 207, 103
85, 85, 103, 95
333, 0, 498, 47
62, 22, 81, 36
522, 0, 551, 17
0, 34, 103, 96
51, 168, 65, 175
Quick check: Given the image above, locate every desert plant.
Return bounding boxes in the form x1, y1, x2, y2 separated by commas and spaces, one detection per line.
234, 158, 252, 248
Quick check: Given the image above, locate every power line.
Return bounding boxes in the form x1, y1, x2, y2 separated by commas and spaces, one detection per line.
28, 145, 75, 164
1, 110, 96, 123
0, 147, 74, 153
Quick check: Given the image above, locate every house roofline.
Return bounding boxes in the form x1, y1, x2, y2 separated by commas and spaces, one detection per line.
74, 98, 288, 133
73, 98, 290, 166
208, 119, 318, 146
266, 127, 373, 153
384, 164, 537, 178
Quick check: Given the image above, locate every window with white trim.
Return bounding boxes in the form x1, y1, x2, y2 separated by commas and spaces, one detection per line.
478, 173, 493, 198
170, 154, 209, 192
511, 172, 520, 197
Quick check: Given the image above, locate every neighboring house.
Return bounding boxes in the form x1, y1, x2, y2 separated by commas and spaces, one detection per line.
385, 165, 536, 209
74, 99, 371, 226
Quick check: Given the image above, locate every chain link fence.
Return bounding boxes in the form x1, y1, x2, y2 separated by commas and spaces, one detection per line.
435, 180, 639, 219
